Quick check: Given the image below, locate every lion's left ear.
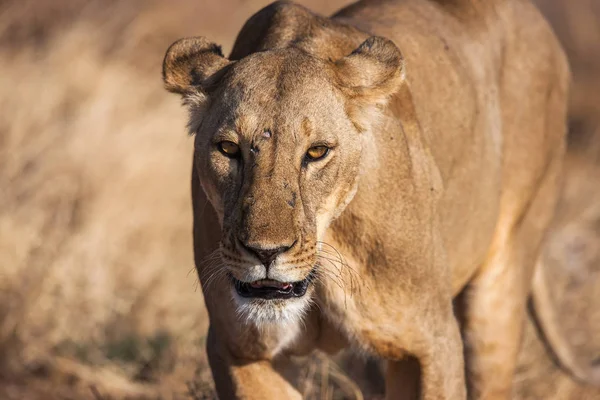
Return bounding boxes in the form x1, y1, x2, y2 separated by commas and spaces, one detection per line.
162, 36, 231, 96
335, 36, 405, 131
335, 36, 405, 100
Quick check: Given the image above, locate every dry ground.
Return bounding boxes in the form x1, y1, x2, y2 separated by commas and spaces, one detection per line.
0, 0, 598, 399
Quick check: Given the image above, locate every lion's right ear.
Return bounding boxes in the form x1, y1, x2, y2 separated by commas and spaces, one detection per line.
162, 37, 231, 95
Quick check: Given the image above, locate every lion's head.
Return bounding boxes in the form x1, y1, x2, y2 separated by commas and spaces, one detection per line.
163, 34, 404, 324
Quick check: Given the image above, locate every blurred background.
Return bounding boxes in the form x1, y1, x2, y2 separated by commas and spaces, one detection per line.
0, 0, 598, 399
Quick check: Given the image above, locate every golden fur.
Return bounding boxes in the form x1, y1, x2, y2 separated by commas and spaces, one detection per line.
161, 0, 585, 398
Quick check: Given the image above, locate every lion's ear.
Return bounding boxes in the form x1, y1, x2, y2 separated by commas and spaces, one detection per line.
335, 36, 405, 99
162, 37, 231, 95
335, 36, 405, 132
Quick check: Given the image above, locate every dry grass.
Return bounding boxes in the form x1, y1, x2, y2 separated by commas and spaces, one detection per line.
0, 2, 208, 397
0, 0, 599, 399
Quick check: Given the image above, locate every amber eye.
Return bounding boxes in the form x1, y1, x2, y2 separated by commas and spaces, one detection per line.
306, 146, 329, 161
218, 141, 240, 158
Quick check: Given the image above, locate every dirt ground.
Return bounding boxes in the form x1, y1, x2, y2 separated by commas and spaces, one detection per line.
0, 0, 599, 399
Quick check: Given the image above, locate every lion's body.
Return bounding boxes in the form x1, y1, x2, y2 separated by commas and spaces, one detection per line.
164, 0, 575, 399
331, 0, 567, 292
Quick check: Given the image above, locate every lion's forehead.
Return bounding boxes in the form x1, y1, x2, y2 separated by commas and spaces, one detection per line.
203, 49, 354, 156
211, 89, 347, 146
219, 50, 341, 113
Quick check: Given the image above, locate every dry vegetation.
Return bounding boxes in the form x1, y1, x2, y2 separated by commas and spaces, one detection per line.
0, 0, 598, 399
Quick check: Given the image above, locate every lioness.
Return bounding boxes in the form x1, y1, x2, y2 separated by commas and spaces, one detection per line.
162, 0, 574, 398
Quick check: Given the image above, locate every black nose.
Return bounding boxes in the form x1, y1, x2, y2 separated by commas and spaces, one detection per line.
238, 241, 292, 266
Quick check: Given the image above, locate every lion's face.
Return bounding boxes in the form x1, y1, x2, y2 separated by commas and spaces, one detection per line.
163, 36, 404, 324
196, 49, 362, 323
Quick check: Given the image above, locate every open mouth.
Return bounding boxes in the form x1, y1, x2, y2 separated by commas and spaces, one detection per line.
231, 275, 313, 300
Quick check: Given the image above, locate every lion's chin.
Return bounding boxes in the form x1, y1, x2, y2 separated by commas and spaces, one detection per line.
231, 290, 313, 327
228, 269, 315, 326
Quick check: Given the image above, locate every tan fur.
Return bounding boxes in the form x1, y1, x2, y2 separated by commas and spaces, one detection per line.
163, 1, 573, 398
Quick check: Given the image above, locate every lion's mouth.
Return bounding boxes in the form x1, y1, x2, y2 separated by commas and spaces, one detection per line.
231, 275, 312, 300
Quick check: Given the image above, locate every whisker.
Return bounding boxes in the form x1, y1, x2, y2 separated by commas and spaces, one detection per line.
311, 265, 348, 311
318, 247, 360, 279
203, 267, 227, 293
316, 258, 345, 288
315, 254, 355, 293
316, 241, 362, 296
316, 263, 344, 290
314, 261, 349, 310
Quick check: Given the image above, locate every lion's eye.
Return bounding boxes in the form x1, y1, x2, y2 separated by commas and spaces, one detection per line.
218, 141, 240, 157
306, 146, 329, 161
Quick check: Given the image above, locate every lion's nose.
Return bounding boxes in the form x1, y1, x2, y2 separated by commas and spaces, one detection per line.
238, 241, 293, 266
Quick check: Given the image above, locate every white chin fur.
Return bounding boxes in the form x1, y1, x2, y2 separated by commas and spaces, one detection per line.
232, 288, 311, 327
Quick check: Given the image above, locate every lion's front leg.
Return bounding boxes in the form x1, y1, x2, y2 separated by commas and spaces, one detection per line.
321, 225, 467, 399
417, 316, 466, 400
328, 273, 466, 400
206, 326, 302, 400
383, 306, 467, 400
